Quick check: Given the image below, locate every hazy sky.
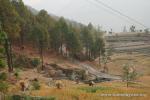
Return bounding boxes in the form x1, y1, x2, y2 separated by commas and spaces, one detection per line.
23, 0, 150, 32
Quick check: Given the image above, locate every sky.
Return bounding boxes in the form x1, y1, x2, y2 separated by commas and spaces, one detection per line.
22, 0, 150, 32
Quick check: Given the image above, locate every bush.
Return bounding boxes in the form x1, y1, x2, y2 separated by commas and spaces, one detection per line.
78, 87, 111, 93
32, 96, 56, 100
0, 72, 7, 81
31, 58, 41, 67
0, 59, 6, 68
14, 69, 20, 79
0, 82, 9, 93
13, 55, 30, 68
32, 81, 40, 90
122, 63, 138, 87
0, 47, 5, 54
12, 95, 22, 100
14, 55, 41, 68
10, 95, 56, 100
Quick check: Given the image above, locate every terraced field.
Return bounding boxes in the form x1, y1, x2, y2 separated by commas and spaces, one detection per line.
106, 32, 150, 54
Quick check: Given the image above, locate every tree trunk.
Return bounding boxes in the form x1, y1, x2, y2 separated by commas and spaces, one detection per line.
20, 32, 24, 49
39, 41, 44, 70
60, 43, 63, 54
4, 39, 13, 72
99, 52, 101, 68
10, 42, 13, 71
127, 81, 129, 88
41, 54, 44, 70
126, 74, 129, 88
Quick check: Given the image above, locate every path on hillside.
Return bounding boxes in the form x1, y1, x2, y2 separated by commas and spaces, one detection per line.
74, 60, 121, 80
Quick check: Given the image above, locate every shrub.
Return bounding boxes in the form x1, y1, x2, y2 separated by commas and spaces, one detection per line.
78, 87, 110, 93
13, 55, 30, 68
122, 63, 138, 87
10, 95, 56, 100
12, 95, 22, 100
32, 81, 40, 90
0, 47, 5, 54
0, 82, 9, 93
0, 59, 6, 68
0, 72, 7, 81
32, 96, 56, 100
14, 69, 20, 79
31, 58, 41, 67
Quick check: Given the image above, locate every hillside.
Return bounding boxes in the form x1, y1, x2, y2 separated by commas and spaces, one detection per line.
0, 0, 150, 100
1, 44, 149, 100
106, 32, 150, 54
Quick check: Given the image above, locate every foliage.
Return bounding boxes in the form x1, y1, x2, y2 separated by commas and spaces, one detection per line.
0, 0, 20, 39
0, 29, 14, 72
130, 25, 136, 32
0, 59, 6, 68
14, 55, 41, 68
32, 81, 41, 90
0, 72, 7, 81
122, 63, 138, 87
78, 86, 111, 93
10, 95, 56, 100
30, 58, 41, 67
0, 47, 5, 54
0, 0, 105, 61
14, 68, 20, 79
0, 82, 9, 93
13, 55, 30, 68
144, 28, 149, 34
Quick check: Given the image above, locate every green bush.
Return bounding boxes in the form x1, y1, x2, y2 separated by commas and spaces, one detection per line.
78, 86, 111, 93
32, 96, 56, 100
14, 69, 20, 79
12, 95, 22, 100
0, 82, 9, 93
32, 81, 41, 90
9, 95, 56, 100
0, 72, 7, 81
13, 55, 29, 68
31, 58, 41, 67
0, 59, 6, 68
0, 47, 5, 54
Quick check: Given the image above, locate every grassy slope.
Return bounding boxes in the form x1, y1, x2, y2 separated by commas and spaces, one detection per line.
94, 53, 150, 76
29, 80, 150, 100
4, 45, 150, 100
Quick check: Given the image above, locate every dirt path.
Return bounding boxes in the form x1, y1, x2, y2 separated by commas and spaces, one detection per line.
74, 60, 121, 80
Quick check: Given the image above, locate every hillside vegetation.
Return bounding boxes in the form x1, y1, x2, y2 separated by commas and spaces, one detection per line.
0, 0, 150, 100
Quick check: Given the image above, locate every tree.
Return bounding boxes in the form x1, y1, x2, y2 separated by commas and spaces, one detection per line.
50, 23, 61, 52
0, 30, 13, 72
122, 63, 137, 87
130, 25, 136, 32
50, 17, 69, 55
31, 24, 46, 70
39, 40, 44, 70
81, 23, 94, 60
0, 0, 106, 63
144, 28, 149, 34
94, 36, 105, 67
80, 23, 105, 61
12, 0, 32, 47
0, 0, 21, 40
36, 9, 55, 48
58, 17, 69, 54
65, 26, 82, 58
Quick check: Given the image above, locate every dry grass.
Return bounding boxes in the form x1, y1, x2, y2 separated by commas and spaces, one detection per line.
96, 53, 150, 76
8, 47, 150, 100
28, 80, 150, 100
